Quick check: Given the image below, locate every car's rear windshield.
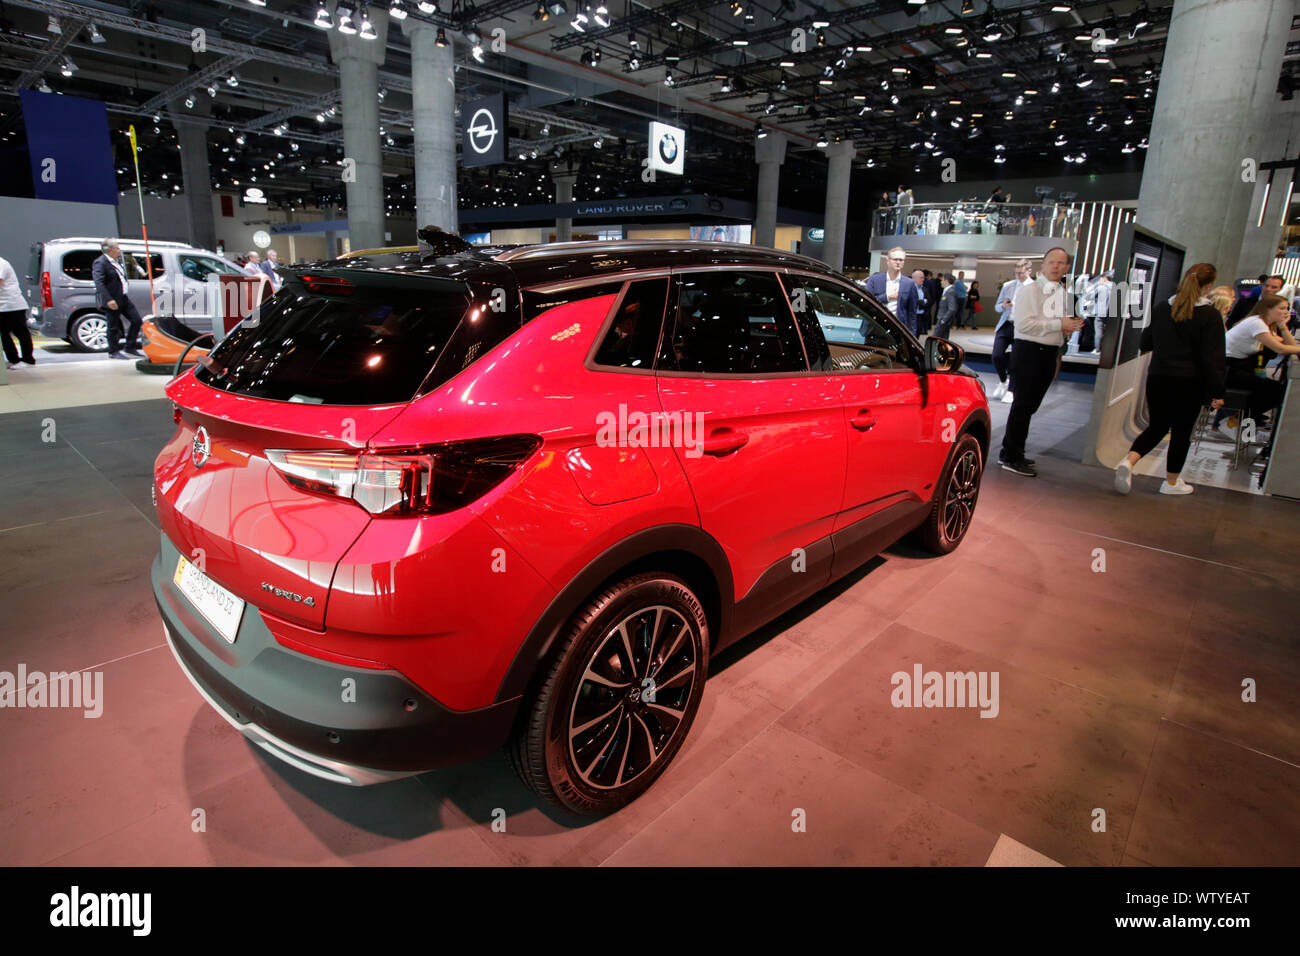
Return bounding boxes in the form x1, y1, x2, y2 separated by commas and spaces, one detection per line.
195, 277, 473, 405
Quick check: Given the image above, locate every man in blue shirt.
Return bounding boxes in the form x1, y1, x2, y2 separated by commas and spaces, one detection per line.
953, 270, 968, 310
863, 247, 921, 335
991, 258, 1031, 402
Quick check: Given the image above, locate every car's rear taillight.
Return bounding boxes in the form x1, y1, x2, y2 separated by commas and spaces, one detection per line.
40, 272, 52, 309
266, 434, 540, 517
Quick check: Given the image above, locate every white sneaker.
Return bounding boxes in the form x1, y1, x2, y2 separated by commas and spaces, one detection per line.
1000, 390, 1015, 404
1114, 460, 1132, 495
990, 382, 1007, 400
1159, 477, 1194, 496
5, 361, 19, 369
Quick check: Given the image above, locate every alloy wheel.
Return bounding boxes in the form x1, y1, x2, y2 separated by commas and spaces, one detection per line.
567, 605, 698, 791
942, 448, 980, 542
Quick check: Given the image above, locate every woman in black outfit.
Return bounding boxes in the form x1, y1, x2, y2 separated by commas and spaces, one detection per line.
964, 281, 981, 328
1114, 262, 1225, 496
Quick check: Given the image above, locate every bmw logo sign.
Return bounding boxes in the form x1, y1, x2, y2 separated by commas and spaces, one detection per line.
658, 133, 678, 165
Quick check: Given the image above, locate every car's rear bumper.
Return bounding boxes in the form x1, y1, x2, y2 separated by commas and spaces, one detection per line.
152, 536, 520, 786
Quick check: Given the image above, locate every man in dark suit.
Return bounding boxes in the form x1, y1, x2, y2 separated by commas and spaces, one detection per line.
92, 238, 142, 359
923, 270, 941, 332
862, 246, 921, 335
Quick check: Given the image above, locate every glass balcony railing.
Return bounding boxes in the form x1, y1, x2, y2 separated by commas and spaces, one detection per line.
872, 202, 1083, 240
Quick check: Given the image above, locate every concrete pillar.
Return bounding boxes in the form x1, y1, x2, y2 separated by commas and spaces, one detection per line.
1237, 102, 1300, 276
754, 132, 788, 249
553, 171, 577, 242
821, 141, 856, 271
328, 8, 388, 252
169, 102, 216, 251
402, 19, 458, 232
1136, 0, 1293, 273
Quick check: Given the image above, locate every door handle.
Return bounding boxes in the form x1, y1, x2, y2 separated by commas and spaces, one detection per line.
701, 430, 749, 456
850, 410, 878, 431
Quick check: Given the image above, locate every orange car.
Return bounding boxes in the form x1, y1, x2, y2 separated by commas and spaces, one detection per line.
136, 316, 214, 375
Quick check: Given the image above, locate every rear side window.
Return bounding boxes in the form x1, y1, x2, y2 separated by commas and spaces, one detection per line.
60, 249, 164, 280
196, 280, 471, 405
593, 278, 668, 369
664, 270, 807, 374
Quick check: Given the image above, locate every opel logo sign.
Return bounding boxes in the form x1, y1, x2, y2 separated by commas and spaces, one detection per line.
468, 107, 498, 155
658, 132, 678, 164
191, 425, 211, 468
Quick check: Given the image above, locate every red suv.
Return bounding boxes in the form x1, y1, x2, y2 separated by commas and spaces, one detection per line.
152, 240, 989, 816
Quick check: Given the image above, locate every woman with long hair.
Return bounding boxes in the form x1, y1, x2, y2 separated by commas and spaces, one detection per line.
1207, 285, 1236, 322
1222, 292, 1300, 459
1114, 263, 1225, 496
964, 280, 981, 328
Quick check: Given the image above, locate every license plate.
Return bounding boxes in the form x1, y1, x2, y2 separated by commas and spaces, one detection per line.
174, 555, 245, 644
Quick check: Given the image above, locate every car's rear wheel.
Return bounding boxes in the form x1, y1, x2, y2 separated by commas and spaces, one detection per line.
915, 432, 983, 554
511, 572, 709, 816
69, 313, 109, 352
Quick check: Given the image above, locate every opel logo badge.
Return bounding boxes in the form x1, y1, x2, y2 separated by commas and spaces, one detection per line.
468, 107, 498, 154
192, 425, 211, 468
658, 133, 678, 164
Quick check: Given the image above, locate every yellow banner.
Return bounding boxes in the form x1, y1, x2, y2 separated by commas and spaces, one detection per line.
128, 124, 138, 154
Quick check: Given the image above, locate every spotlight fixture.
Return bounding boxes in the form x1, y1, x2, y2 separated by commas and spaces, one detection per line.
206, 83, 218, 96
184, 95, 196, 109
765, 94, 777, 114
47, 15, 61, 34
152, 113, 161, 123
593, 3, 609, 27
337, 2, 357, 34
664, 69, 674, 86
1076, 74, 1093, 88
435, 27, 448, 46
778, 73, 788, 91
226, 73, 239, 87
377, 86, 387, 101
816, 31, 826, 46
418, 0, 438, 10
961, 0, 975, 13
1121, 143, 1135, 154
593, 137, 603, 149
572, 9, 588, 31
534, 1, 549, 20
994, 155, 1006, 164
87, 23, 106, 43
816, 131, 829, 148
1051, 2, 1073, 10
1124, 114, 1134, 125
824, 63, 835, 79
465, 24, 482, 45
1051, 81, 1061, 93
547, 1, 568, 14
730, 1, 744, 15
359, 9, 378, 38
313, 3, 333, 28
472, 43, 485, 63
720, 75, 732, 92
755, 123, 767, 138
540, 122, 551, 136
592, 46, 602, 64
389, 0, 409, 19
60, 57, 77, 76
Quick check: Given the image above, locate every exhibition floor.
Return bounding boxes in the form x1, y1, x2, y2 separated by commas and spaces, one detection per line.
1, 364, 1297, 866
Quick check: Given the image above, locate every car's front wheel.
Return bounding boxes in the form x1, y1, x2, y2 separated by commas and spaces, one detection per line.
915, 432, 983, 554
511, 572, 709, 816
69, 313, 109, 352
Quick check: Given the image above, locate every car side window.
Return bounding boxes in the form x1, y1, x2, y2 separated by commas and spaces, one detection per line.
124, 253, 165, 278
180, 255, 239, 280
663, 270, 807, 374
593, 278, 668, 370
786, 276, 914, 372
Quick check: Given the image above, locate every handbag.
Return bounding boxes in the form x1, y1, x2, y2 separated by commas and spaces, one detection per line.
973, 301, 984, 313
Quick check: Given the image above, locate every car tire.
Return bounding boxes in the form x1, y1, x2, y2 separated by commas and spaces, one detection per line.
914, 432, 983, 554
510, 572, 710, 817
69, 313, 110, 353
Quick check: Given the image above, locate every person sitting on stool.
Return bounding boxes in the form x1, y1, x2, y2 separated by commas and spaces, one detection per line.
92, 238, 143, 360
999, 247, 1084, 477
1222, 292, 1300, 460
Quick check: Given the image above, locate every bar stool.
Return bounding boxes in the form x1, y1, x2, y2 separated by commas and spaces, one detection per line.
1191, 387, 1253, 468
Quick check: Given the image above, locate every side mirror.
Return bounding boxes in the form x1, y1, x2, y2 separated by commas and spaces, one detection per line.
924, 335, 964, 373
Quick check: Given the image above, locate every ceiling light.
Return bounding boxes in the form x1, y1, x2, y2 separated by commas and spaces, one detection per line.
572, 10, 588, 31
994, 155, 1006, 164
313, 3, 333, 28
389, 0, 409, 19
47, 15, 61, 34
755, 123, 767, 138
87, 23, 106, 43
435, 27, 448, 46
961, 0, 975, 12
206, 83, 218, 96
816, 31, 826, 46
1051, 81, 1061, 93
945, 26, 963, 34
184, 95, 196, 109
1076, 74, 1093, 88
1121, 143, 1135, 154
593, 3, 610, 27
548, 1, 569, 14
359, 10, 378, 38
60, 57, 76, 76
731, 1, 744, 15
337, 4, 357, 34
890, 94, 899, 105
465, 24, 482, 45
593, 137, 603, 148
816, 132, 829, 148
1051, 2, 1073, 10
664, 69, 674, 87
420, 1, 439, 11
1124, 114, 1135, 125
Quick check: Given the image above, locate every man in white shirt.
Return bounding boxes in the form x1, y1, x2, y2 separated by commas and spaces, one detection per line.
911, 269, 928, 334
0, 254, 35, 368
999, 247, 1084, 476
990, 258, 1032, 402
863, 247, 921, 333
242, 251, 262, 277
